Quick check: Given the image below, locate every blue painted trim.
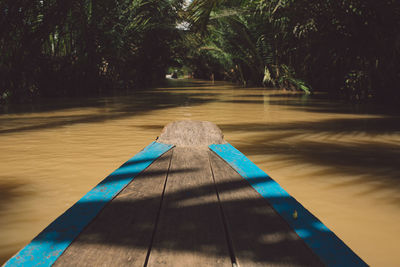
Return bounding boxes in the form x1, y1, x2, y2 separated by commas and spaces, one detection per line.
210, 143, 367, 267
5, 142, 173, 267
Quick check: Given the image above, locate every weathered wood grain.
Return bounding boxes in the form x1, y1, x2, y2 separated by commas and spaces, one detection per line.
157, 120, 226, 147
209, 151, 324, 267
147, 147, 231, 266
54, 150, 173, 267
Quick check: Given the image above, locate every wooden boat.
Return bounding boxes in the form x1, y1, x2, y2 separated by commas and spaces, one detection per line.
4, 121, 366, 266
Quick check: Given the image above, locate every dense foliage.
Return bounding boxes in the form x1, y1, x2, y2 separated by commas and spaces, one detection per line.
0, 0, 184, 101
1, 0, 399, 104
186, 0, 400, 102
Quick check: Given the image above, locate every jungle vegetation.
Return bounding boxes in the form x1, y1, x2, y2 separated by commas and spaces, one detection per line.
0, 0, 185, 101
1, 0, 399, 104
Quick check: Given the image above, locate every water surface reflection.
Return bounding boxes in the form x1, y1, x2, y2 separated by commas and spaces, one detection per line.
0, 79, 399, 266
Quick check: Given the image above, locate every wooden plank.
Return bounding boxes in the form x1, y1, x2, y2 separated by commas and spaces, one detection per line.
147, 147, 231, 266
54, 150, 173, 266
210, 143, 367, 267
158, 120, 226, 147
4, 142, 173, 267
209, 151, 324, 266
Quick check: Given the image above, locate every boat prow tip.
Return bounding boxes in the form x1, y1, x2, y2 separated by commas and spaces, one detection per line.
157, 120, 226, 148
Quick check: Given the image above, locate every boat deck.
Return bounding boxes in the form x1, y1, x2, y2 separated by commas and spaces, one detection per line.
4, 121, 366, 266
54, 147, 322, 266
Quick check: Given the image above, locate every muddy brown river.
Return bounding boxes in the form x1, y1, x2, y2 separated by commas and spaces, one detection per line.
0, 79, 399, 266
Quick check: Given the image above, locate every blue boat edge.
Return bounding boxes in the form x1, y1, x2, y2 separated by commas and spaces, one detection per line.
4, 141, 174, 267
209, 143, 367, 267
